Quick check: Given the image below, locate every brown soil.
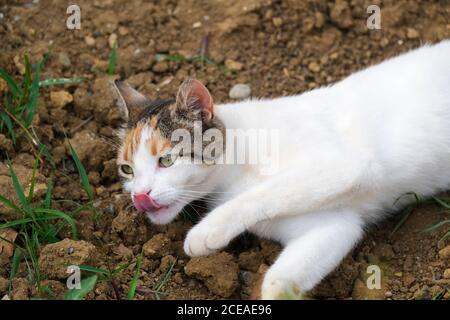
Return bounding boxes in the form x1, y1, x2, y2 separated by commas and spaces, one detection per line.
0, 0, 449, 300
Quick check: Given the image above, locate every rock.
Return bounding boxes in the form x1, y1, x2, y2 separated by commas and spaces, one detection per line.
406, 28, 419, 39
0, 228, 18, 258
58, 52, 71, 67
229, 84, 251, 100
384, 290, 393, 298
272, 17, 283, 27
108, 33, 117, 48
185, 252, 239, 298
224, 59, 243, 71
443, 268, 450, 279
330, 0, 353, 29
84, 35, 96, 46
111, 209, 148, 245
314, 12, 325, 29
50, 91, 73, 108
38, 239, 98, 279
438, 245, 450, 260
142, 233, 172, 259
308, 61, 321, 73
13, 55, 25, 75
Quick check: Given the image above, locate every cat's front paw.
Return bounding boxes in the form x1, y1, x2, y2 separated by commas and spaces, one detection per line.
183, 222, 230, 257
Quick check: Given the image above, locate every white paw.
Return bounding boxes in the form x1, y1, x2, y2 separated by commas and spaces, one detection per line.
183, 222, 230, 257
261, 275, 305, 300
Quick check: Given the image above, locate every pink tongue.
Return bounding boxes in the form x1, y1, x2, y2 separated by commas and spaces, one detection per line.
133, 193, 161, 212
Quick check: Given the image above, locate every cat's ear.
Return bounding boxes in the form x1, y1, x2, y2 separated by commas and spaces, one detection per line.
175, 78, 214, 123
113, 80, 150, 122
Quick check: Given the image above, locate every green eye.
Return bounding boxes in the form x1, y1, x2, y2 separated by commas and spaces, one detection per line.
159, 154, 176, 168
120, 164, 133, 175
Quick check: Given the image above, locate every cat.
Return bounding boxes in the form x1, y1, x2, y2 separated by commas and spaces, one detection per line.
113, 40, 450, 299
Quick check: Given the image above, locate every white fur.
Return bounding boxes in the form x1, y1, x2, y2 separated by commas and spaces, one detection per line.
125, 41, 450, 299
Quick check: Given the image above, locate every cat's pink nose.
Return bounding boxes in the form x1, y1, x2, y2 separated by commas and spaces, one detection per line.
133, 192, 161, 212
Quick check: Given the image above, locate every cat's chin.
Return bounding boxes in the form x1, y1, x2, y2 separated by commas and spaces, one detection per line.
145, 202, 183, 225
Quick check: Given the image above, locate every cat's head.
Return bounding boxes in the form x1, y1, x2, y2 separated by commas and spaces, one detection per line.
113, 78, 224, 225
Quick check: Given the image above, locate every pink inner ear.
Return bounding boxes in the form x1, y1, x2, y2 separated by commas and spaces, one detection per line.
185, 79, 214, 121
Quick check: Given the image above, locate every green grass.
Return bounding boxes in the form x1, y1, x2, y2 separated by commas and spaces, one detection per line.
0, 144, 94, 295
418, 196, 450, 242
127, 252, 143, 300
0, 53, 82, 160
107, 42, 117, 75
64, 275, 98, 300
152, 258, 176, 300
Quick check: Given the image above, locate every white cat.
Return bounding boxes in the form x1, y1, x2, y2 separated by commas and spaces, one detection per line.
114, 40, 450, 299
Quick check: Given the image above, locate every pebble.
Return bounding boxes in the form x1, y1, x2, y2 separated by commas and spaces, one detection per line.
272, 17, 283, 27
58, 52, 71, 67
108, 33, 117, 48
224, 59, 243, 71
443, 268, 450, 279
50, 91, 73, 108
308, 61, 321, 73
406, 28, 419, 39
229, 84, 251, 100
84, 35, 96, 46
439, 245, 450, 260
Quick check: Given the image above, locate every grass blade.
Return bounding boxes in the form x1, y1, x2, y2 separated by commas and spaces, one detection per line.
0, 111, 16, 144
24, 59, 42, 127
0, 68, 21, 98
68, 141, 93, 200
418, 220, 450, 235
33, 208, 78, 239
64, 275, 98, 300
9, 248, 22, 280
44, 177, 53, 209
39, 78, 83, 87
27, 157, 39, 202
0, 194, 22, 213
66, 264, 110, 276
107, 43, 117, 75
127, 253, 143, 300
7, 161, 33, 217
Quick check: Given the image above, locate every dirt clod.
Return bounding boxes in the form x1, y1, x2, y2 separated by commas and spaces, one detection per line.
185, 252, 239, 298
38, 239, 98, 280
143, 233, 172, 259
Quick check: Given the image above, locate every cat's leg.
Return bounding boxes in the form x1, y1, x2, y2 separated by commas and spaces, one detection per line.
261, 209, 364, 299
184, 153, 370, 256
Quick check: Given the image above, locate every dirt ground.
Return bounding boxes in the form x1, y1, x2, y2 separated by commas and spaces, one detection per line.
0, 0, 449, 300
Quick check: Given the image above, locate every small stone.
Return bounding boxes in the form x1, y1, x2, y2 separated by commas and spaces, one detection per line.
192, 21, 202, 28
406, 28, 419, 39
443, 268, 450, 279
229, 84, 251, 100
314, 12, 325, 29
50, 91, 73, 108
330, 0, 353, 29
308, 61, 321, 73
394, 271, 403, 277
272, 17, 283, 27
84, 35, 96, 46
58, 52, 71, 68
438, 245, 450, 260
224, 59, 243, 71
108, 33, 117, 48
384, 290, 393, 298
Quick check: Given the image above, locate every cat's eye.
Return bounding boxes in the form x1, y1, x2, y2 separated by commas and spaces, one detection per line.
159, 154, 177, 168
120, 164, 133, 176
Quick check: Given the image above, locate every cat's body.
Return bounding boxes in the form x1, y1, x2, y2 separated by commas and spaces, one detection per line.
114, 40, 450, 299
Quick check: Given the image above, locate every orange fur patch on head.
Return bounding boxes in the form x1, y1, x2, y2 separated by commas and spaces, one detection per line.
148, 129, 172, 156
122, 122, 144, 161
